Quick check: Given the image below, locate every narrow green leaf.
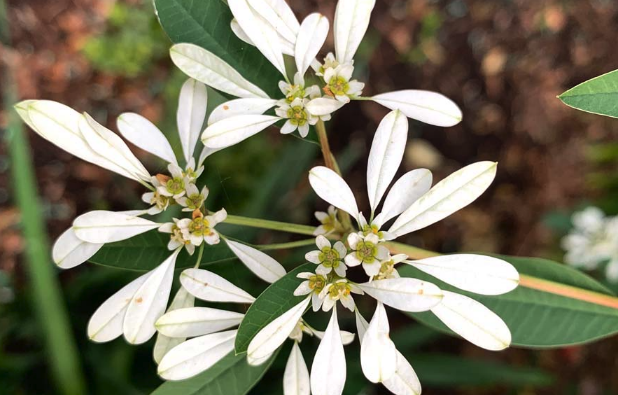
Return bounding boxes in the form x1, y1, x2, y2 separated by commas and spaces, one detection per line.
154, 0, 280, 97
152, 350, 278, 395
402, 254, 618, 348
89, 230, 236, 271
412, 353, 553, 388
235, 263, 312, 354
559, 69, 618, 118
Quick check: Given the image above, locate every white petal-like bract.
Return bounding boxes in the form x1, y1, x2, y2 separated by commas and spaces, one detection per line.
123, 250, 179, 344
359, 278, 443, 312
226, 240, 286, 283
156, 307, 244, 338
158, 330, 237, 380
295, 13, 329, 78
373, 169, 432, 228
202, 114, 280, 149
372, 90, 462, 127
367, 110, 408, 212
361, 303, 397, 383
180, 268, 255, 303
311, 308, 346, 395
229, 0, 286, 77
305, 98, 345, 116
382, 351, 422, 395
408, 254, 519, 295
431, 291, 511, 351
309, 166, 359, 219
73, 210, 158, 244
284, 342, 310, 395
248, 297, 310, 363
87, 271, 152, 342
334, 0, 376, 63
170, 43, 269, 99
153, 287, 195, 364
52, 227, 103, 269
389, 161, 497, 237
117, 113, 178, 165
208, 98, 277, 126
177, 78, 208, 163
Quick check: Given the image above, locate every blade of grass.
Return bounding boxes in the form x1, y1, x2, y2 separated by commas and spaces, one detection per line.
0, 1, 87, 394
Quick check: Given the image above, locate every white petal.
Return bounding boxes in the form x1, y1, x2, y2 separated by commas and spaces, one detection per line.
73, 210, 159, 243
248, 297, 310, 361
295, 13, 329, 77
52, 227, 103, 269
87, 271, 152, 342
202, 114, 279, 149
284, 342, 310, 395
382, 351, 422, 395
309, 166, 359, 219
389, 162, 497, 237
180, 268, 255, 303
359, 278, 442, 312
334, 0, 376, 63
79, 113, 151, 181
177, 78, 208, 163
310, 328, 356, 346
117, 113, 178, 165
372, 90, 462, 127
408, 254, 519, 296
306, 98, 345, 116
22, 100, 133, 179
311, 308, 346, 395
170, 43, 269, 99
373, 169, 432, 228
123, 250, 179, 344
248, 0, 299, 44
229, 0, 286, 76
355, 309, 370, 344
156, 307, 244, 337
431, 291, 511, 351
361, 303, 397, 383
231, 19, 295, 57
153, 287, 195, 364
226, 240, 286, 283
367, 110, 408, 212
208, 98, 277, 126
158, 330, 237, 380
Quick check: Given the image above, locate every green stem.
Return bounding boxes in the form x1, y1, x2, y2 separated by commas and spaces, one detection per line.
1, 1, 86, 393
315, 119, 341, 175
258, 239, 317, 251
193, 244, 205, 268
225, 215, 316, 236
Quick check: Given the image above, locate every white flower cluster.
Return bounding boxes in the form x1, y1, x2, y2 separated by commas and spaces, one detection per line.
15, 79, 287, 353
562, 207, 618, 282
237, 109, 520, 395
169, 0, 462, 152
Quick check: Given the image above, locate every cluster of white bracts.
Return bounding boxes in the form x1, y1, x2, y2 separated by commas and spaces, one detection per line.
169, 0, 463, 152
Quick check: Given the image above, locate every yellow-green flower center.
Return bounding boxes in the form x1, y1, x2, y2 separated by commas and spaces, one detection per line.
189, 217, 211, 237
308, 274, 326, 292
318, 247, 341, 268
362, 224, 383, 239
328, 282, 351, 298
356, 240, 377, 263
287, 106, 308, 126
328, 76, 349, 96
166, 178, 184, 195
186, 193, 203, 210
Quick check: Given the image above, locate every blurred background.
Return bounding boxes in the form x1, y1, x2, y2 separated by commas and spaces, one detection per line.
2, 0, 618, 394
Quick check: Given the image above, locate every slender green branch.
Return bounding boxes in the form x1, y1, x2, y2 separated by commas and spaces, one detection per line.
225, 215, 316, 236
1, 1, 86, 393
193, 244, 205, 268
258, 239, 317, 251
315, 119, 341, 175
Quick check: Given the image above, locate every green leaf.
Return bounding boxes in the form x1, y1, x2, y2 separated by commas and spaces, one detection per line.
559, 69, 618, 118
154, 0, 281, 97
235, 263, 312, 354
402, 254, 618, 348
411, 353, 553, 388
152, 350, 278, 395
89, 230, 236, 271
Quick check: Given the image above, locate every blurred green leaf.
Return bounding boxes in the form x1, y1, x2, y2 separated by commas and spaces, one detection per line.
235, 263, 312, 354
559, 69, 618, 118
402, 254, 618, 348
90, 230, 236, 272
152, 350, 277, 395
154, 0, 280, 97
412, 353, 553, 388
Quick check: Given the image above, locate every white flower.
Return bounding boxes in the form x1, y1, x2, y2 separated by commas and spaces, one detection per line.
177, 209, 227, 246
305, 235, 349, 277
275, 97, 319, 137
293, 272, 328, 311
158, 219, 195, 255
313, 205, 344, 236
345, 233, 390, 277
176, 184, 209, 212
322, 61, 364, 103
319, 279, 363, 312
